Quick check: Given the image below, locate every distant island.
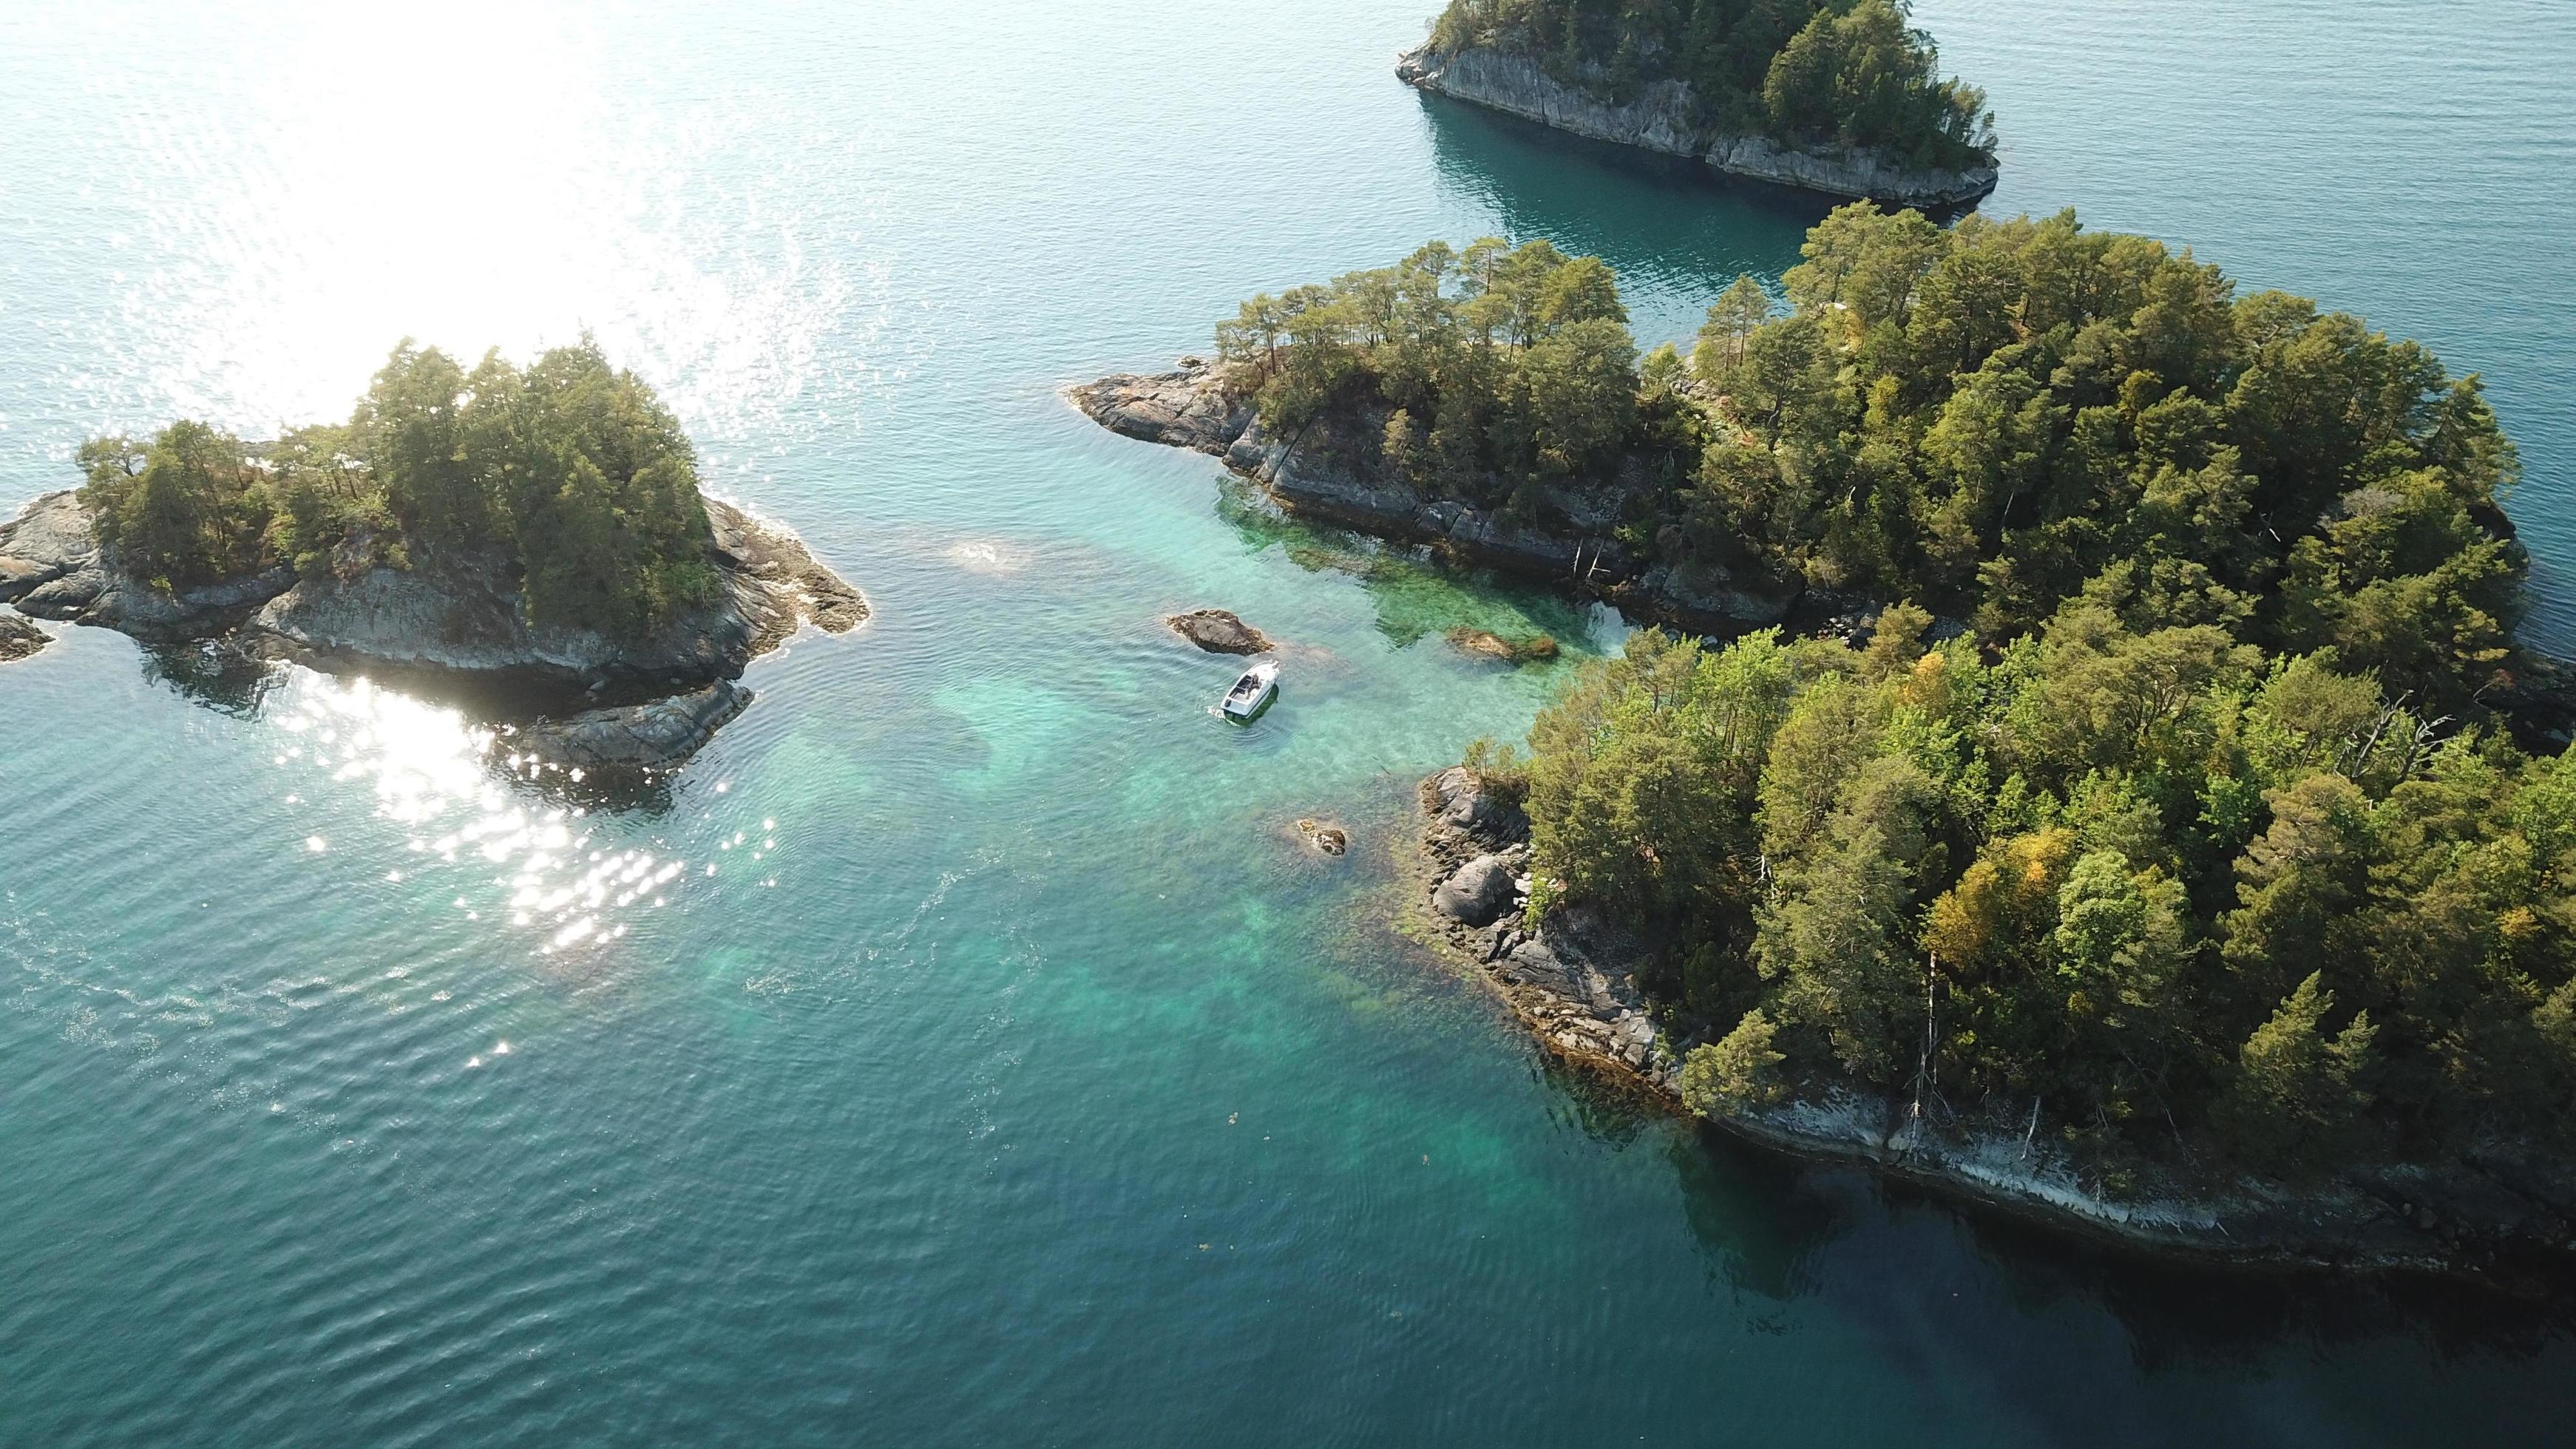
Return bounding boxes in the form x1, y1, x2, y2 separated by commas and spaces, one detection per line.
1399, 0, 1997, 208
0, 339, 864, 769
1078, 207, 2576, 1275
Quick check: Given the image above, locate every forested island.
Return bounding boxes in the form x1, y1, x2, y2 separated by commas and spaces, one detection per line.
1398, 0, 1997, 208
1077, 208, 2576, 1269
0, 340, 864, 768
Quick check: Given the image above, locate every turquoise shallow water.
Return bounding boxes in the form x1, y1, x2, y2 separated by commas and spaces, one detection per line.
3, 3, 2572, 1445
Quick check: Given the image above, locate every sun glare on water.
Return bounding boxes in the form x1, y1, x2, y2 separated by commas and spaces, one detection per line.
58, 0, 862, 444
269, 674, 703, 960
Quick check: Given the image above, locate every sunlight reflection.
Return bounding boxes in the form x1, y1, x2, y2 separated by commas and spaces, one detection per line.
268, 674, 724, 958
54, 0, 872, 451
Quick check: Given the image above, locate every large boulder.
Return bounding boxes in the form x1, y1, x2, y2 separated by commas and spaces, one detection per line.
0, 611, 47, 663
1434, 853, 1516, 926
1167, 608, 1271, 655
1428, 765, 1529, 846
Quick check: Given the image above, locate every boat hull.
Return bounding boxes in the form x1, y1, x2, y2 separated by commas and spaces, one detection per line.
1221, 680, 1276, 720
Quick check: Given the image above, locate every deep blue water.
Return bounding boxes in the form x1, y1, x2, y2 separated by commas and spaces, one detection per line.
3, 2, 2572, 1445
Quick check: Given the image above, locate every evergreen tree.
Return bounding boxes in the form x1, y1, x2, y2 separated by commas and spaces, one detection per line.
2217, 972, 2376, 1170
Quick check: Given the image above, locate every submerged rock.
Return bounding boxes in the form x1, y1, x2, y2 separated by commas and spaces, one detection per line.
0, 611, 47, 663
1168, 608, 1272, 655
1445, 626, 1556, 665
1294, 817, 1349, 856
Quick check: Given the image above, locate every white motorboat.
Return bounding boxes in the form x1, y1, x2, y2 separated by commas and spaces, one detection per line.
1221, 659, 1279, 720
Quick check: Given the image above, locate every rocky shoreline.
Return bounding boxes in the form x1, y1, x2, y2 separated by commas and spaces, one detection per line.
1409, 765, 2576, 1283
0, 489, 864, 769
1070, 359, 1803, 636
1396, 43, 1997, 211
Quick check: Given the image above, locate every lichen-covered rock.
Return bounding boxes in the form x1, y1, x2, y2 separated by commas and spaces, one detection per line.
1428, 765, 1529, 847
0, 491, 94, 596
0, 489, 292, 638
1167, 608, 1271, 654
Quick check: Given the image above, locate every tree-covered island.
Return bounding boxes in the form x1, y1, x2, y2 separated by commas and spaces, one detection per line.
1400, 0, 1996, 208
1076, 208, 2576, 1264
0, 340, 864, 769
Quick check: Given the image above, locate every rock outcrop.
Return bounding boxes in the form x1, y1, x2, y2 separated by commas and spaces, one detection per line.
248, 498, 862, 688
1396, 43, 1998, 210
0, 490, 865, 769
1071, 360, 1798, 634
1167, 608, 1271, 654
1417, 766, 1681, 1089
0, 611, 47, 663
1293, 817, 1349, 856
0, 490, 294, 639
515, 680, 753, 770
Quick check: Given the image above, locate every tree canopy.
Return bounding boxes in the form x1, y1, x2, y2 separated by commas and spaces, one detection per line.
1696, 203, 2524, 715
1519, 616, 2576, 1175
1224, 209, 2529, 723
1236, 208, 2561, 1175
1427, 0, 1993, 170
78, 339, 719, 637
1218, 237, 1655, 523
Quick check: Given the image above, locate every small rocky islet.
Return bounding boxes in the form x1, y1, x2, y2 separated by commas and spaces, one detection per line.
1397, 0, 2000, 210
0, 486, 862, 770
1395, 42, 1996, 210
1, 339, 865, 772
1165, 606, 1271, 655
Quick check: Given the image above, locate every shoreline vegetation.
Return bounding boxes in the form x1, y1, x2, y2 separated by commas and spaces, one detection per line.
1079, 206, 2576, 1278
0, 339, 864, 771
1399, 0, 1999, 208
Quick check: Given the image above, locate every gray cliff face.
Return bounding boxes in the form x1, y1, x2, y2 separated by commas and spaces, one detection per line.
0, 489, 867, 768
1070, 360, 1795, 633
1396, 44, 1998, 210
